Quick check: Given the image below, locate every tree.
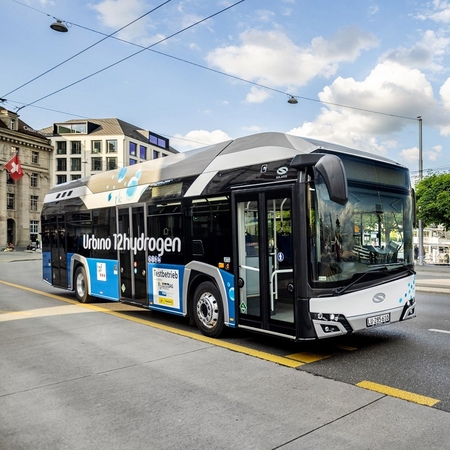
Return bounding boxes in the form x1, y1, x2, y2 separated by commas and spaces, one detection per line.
415, 173, 450, 229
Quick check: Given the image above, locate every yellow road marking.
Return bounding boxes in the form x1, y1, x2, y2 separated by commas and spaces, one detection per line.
335, 344, 358, 351
357, 380, 440, 407
0, 280, 302, 369
286, 352, 330, 363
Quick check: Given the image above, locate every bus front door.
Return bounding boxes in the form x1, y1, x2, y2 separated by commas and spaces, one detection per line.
234, 189, 295, 337
118, 206, 148, 305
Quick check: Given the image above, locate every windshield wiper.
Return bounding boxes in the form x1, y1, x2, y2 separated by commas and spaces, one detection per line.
332, 265, 389, 296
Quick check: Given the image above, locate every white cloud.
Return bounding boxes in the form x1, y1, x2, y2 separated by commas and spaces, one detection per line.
289, 108, 392, 156
318, 61, 435, 130
288, 61, 437, 156
206, 26, 378, 91
172, 129, 233, 151
90, 0, 155, 43
417, 1, 450, 23
400, 146, 419, 162
381, 30, 450, 72
242, 125, 263, 133
245, 86, 271, 103
426, 144, 443, 160
440, 77, 450, 109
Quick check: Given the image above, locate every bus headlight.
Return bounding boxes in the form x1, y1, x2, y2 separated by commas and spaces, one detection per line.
311, 312, 340, 322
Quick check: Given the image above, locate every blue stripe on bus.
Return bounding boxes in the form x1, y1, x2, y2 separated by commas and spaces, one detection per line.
86, 258, 120, 301
220, 269, 236, 327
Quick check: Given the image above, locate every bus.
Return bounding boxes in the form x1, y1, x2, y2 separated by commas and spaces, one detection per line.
41, 132, 416, 340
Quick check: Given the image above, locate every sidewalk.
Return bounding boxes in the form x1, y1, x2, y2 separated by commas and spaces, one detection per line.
414, 263, 450, 294
0, 248, 43, 263
1, 250, 449, 294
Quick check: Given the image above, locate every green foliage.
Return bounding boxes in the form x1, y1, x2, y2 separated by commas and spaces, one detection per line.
415, 173, 450, 228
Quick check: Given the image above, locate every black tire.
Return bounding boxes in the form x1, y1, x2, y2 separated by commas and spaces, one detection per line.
193, 281, 224, 338
74, 266, 92, 303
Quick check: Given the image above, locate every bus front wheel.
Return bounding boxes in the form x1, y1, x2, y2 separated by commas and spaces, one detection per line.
74, 266, 92, 303
193, 282, 224, 338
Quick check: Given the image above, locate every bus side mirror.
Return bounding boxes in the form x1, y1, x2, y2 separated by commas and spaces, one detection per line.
412, 188, 417, 228
290, 153, 348, 205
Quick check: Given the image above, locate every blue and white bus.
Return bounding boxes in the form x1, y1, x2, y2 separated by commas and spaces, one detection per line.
41, 132, 416, 340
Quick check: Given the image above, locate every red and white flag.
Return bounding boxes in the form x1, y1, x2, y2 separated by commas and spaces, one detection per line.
5, 154, 24, 181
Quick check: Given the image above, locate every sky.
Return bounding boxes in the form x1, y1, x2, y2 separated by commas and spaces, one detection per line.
3, 0, 450, 178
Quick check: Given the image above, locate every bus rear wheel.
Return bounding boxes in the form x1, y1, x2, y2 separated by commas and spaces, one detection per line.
193, 281, 224, 338
75, 266, 92, 303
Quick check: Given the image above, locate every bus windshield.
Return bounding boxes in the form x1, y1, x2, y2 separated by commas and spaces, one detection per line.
309, 171, 414, 286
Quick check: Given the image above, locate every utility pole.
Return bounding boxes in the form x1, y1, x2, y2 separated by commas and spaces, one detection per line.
418, 116, 424, 266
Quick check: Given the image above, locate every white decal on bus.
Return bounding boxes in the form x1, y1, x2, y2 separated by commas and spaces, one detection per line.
83, 233, 181, 256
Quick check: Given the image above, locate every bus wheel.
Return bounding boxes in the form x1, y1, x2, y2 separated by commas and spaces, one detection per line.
75, 266, 92, 303
193, 282, 224, 338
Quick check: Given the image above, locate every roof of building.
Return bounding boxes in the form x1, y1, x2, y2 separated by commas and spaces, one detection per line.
39, 118, 178, 154
0, 107, 52, 144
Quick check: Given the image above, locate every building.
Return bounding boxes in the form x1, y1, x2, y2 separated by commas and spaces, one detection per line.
0, 108, 53, 248
39, 118, 177, 186
414, 225, 450, 264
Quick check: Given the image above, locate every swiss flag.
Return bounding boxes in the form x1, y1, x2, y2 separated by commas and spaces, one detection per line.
5, 154, 24, 181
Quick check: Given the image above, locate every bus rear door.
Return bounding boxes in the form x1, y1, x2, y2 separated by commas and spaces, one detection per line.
233, 187, 296, 338
42, 214, 68, 288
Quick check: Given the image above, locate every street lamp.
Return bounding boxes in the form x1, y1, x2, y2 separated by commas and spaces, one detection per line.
50, 20, 69, 32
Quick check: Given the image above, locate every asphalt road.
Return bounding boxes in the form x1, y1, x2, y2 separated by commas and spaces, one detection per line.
1, 254, 449, 449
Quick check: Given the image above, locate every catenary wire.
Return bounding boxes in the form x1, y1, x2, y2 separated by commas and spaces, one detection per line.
13, 1, 245, 113
2, 0, 172, 98
6, 0, 417, 122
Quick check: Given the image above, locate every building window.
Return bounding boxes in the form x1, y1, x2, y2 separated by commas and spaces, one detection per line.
153, 150, 160, 159
71, 141, 82, 154
106, 157, 117, 170
31, 173, 39, 188
106, 140, 117, 153
129, 142, 137, 157
31, 195, 39, 212
92, 157, 102, 171
149, 133, 168, 149
7, 173, 15, 184
32, 151, 39, 164
92, 140, 102, 154
56, 141, 67, 154
140, 145, 147, 159
10, 118, 16, 130
56, 123, 87, 134
71, 175, 81, 181
71, 158, 82, 171
56, 158, 67, 171
7, 193, 15, 210
57, 175, 67, 184
30, 220, 39, 234
129, 159, 137, 165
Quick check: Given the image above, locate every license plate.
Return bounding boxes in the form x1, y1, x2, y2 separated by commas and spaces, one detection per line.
367, 313, 390, 327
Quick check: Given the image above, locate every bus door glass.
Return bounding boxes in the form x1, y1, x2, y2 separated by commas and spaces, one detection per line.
235, 189, 295, 334
42, 214, 66, 287
118, 206, 147, 305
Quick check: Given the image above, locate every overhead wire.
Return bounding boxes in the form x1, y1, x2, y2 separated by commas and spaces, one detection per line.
5, 0, 418, 123
2, 0, 172, 99
12, 1, 245, 113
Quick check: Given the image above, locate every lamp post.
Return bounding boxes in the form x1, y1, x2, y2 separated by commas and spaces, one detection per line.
418, 116, 424, 266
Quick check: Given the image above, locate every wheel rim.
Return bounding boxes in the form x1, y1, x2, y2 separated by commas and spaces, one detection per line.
76, 272, 86, 298
196, 292, 219, 330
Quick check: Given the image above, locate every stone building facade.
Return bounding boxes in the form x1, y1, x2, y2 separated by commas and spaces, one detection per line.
0, 108, 53, 248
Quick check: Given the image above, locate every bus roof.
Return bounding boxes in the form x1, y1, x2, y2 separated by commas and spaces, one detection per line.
43, 132, 406, 209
